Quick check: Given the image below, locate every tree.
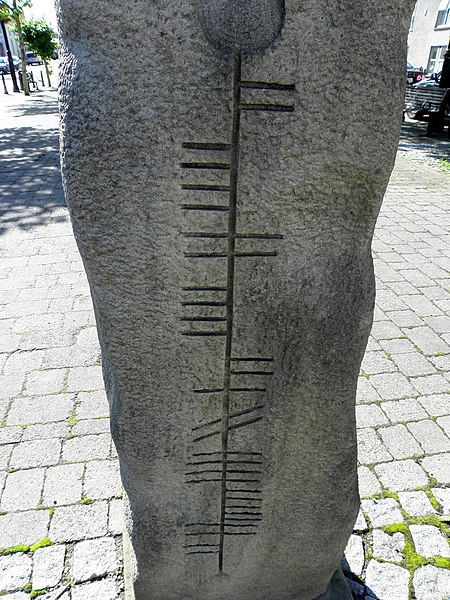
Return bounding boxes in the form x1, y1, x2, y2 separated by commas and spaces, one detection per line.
0, 0, 31, 95
22, 19, 57, 87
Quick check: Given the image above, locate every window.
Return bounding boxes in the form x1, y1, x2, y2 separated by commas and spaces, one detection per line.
427, 46, 447, 73
436, 0, 450, 27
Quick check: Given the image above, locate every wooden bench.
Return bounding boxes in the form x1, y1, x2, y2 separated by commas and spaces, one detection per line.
404, 85, 450, 135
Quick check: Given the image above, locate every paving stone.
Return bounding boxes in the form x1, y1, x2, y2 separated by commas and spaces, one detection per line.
372, 529, 405, 563
71, 578, 119, 600
10, 439, 61, 469
392, 352, 436, 376
407, 420, 450, 454
365, 559, 409, 600
76, 391, 109, 419
380, 339, 416, 354
360, 351, 397, 375
84, 460, 121, 500
0, 553, 32, 593
402, 295, 443, 317
71, 418, 110, 436
1, 593, 30, 599
0, 468, 45, 512
370, 321, 403, 341
42, 345, 100, 369
410, 524, 450, 558
357, 429, 392, 464
43, 463, 84, 506
430, 353, 450, 370
7, 394, 74, 426
32, 545, 65, 590
413, 565, 450, 600
24, 369, 67, 396
436, 415, 450, 438
361, 498, 404, 527
343, 535, 364, 576
375, 459, 429, 491
76, 327, 99, 345
356, 405, 389, 428
431, 488, 450, 514
0, 427, 23, 445
49, 502, 108, 542
358, 466, 381, 498
62, 434, 110, 463
380, 398, 428, 423
418, 394, 450, 417
356, 377, 381, 404
422, 454, 450, 484
67, 366, 104, 393
0, 445, 13, 471
424, 315, 450, 334
3, 351, 44, 374
0, 399, 9, 423
369, 372, 418, 400
108, 499, 124, 536
407, 326, 450, 355
0, 374, 24, 399
73, 537, 117, 582
379, 424, 423, 459
21, 422, 68, 441
386, 309, 424, 327
398, 491, 436, 517
0, 510, 49, 549
412, 374, 450, 395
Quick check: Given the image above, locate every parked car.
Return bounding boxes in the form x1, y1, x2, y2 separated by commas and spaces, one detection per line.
407, 62, 424, 85
412, 72, 442, 89
25, 52, 43, 66
0, 55, 20, 73
0, 57, 9, 74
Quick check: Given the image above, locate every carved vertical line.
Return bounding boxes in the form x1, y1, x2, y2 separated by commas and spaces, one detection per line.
218, 51, 242, 573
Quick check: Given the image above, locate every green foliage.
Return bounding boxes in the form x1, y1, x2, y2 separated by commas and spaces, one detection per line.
0, 1, 31, 24
30, 538, 51, 553
30, 591, 46, 599
22, 19, 57, 63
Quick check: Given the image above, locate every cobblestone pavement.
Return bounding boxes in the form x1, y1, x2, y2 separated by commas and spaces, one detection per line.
0, 90, 449, 600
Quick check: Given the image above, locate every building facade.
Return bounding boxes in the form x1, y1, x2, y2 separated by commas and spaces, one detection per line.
0, 22, 19, 58
408, 0, 450, 73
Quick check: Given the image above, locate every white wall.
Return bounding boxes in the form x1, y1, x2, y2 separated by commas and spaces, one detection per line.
408, 0, 450, 71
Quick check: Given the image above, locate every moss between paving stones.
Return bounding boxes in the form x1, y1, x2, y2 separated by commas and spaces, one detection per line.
0, 545, 30, 555
30, 538, 51, 553
30, 591, 46, 599
0, 538, 52, 556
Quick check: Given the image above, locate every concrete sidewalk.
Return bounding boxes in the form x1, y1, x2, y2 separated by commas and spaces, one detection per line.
0, 89, 449, 600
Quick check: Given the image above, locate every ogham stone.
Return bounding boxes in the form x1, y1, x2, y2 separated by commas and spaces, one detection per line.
56, 1, 416, 599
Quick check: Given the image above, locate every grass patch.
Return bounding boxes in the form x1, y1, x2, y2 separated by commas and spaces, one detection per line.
437, 159, 450, 173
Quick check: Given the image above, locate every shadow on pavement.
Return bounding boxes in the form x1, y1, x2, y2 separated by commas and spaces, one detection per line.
0, 124, 66, 236
342, 558, 381, 599
399, 120, 450, 163
6, 91, 59, 118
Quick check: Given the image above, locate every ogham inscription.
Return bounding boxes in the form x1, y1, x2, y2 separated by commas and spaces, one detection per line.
180, 52, 295, 573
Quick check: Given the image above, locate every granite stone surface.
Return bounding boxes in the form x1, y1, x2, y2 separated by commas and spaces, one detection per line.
56, 1, 415, 598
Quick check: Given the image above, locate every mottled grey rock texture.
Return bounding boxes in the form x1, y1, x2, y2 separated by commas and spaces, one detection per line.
56, 1, 415, 598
